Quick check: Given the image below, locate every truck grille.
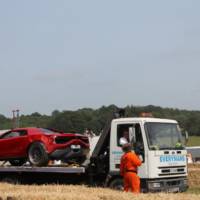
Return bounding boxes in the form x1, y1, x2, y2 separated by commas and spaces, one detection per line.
158, 165, 186, 176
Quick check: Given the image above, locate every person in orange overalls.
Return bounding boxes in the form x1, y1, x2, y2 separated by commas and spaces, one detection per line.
120, 143, 142, 193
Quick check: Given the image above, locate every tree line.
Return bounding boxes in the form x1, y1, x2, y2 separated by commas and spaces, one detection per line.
0, 105, 200, 136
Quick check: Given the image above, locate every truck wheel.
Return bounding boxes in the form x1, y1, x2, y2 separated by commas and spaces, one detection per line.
9, 159, 26, 166
28, 142, 49, 166
109, 177, 124, 190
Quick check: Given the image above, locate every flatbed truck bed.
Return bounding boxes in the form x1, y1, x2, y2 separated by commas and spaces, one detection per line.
0, 165, 85, 174
0, 165, 88, 184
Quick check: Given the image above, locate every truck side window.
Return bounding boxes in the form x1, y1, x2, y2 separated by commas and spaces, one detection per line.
133, 123, 145, 162
117, 124, 133, 146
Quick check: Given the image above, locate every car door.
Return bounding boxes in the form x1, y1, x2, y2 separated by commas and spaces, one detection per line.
13, 130, 29, 157
0, 130, 28, 158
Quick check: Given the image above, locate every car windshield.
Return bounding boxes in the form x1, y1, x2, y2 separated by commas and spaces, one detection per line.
145, 122, 184, 150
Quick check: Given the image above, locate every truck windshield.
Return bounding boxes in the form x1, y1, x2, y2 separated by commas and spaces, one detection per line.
145, 122, 184, 150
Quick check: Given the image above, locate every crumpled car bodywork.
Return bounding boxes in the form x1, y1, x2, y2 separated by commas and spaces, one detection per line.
0, 128, 89, 165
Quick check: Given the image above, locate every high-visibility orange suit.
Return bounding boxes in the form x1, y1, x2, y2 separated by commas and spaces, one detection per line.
120, 150, 142, 193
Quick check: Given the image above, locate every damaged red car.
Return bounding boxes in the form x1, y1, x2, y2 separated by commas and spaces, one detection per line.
0, 128, 89, 166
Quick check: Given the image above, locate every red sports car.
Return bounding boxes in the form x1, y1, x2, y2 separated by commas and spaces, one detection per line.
0, 128, 89, 166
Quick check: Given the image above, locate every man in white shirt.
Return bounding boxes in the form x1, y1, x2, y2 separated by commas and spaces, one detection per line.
119, 130, 129, 146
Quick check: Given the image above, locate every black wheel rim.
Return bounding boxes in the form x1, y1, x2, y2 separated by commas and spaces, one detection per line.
31, 147, 42, 163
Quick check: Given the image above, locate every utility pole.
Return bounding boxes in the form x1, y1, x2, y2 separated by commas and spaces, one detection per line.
12, 109, 20, 128
12, 110, 16, 129
16, 109, 20, 128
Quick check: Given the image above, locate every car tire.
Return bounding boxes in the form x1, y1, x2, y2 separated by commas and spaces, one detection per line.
28, 142, 49, 166
9, 159, 26, 166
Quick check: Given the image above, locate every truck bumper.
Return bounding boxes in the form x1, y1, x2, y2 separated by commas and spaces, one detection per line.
145, 177, 188, 193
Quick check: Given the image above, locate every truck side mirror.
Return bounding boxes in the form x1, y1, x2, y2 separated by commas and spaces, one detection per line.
182, 131, 189, 145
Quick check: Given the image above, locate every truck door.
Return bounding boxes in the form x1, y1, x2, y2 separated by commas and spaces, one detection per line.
110, 122, 145, 173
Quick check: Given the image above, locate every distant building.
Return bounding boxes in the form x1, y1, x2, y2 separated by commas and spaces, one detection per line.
186, 146, 200, 163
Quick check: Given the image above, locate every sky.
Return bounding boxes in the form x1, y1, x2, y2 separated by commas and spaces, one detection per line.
0, 0, 200, 117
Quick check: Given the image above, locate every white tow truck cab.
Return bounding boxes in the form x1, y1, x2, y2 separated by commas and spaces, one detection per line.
103, 117, 188, 192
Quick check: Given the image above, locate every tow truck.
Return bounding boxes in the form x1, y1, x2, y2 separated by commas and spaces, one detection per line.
0, 110, 188, 192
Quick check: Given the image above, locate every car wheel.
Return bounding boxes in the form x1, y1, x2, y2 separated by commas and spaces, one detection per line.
28, 142, 49, 166
9, 159, 26, 166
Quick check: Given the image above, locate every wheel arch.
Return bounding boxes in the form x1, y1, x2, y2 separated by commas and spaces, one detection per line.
26, 140, 48, 155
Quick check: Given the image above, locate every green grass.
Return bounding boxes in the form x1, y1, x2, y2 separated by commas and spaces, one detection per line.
187, 187, 200, 194
187, 136, 200, 146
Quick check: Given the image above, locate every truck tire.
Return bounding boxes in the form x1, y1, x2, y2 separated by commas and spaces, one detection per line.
9, 159, 26, 166
109, 177, 124, 190
28, 142, 49, 166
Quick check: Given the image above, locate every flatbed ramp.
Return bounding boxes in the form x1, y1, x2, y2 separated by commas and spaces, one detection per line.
0, 166, 85, 173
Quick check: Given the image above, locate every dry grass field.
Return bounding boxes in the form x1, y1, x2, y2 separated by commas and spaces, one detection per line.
0, 184, 199, 200
0, 164, 199, 200
187, 163, 200, 194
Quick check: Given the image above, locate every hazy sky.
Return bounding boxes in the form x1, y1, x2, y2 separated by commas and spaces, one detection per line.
0, 0, 200, 117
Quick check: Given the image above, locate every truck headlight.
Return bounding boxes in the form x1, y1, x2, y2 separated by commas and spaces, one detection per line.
148, 182, 161, 188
